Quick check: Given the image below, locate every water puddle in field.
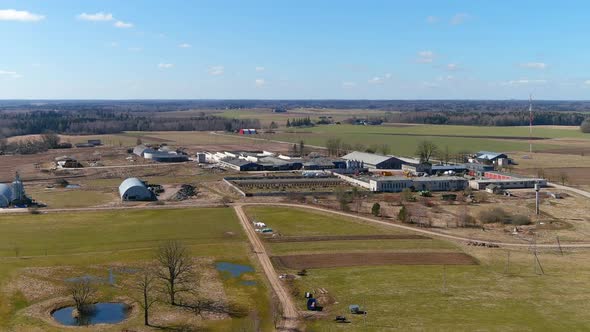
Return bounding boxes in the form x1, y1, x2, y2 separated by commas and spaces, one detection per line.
215, 262, 254, 278
52, 302, 130, 326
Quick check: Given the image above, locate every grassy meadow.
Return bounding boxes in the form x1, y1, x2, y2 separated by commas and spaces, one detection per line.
0, 208, 273, 331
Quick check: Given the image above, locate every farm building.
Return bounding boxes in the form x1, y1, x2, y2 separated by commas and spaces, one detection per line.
412, 176, 468, 191
0, 184, 12, 208
338, 173, 468, 193
118, 178, 156, 201
342, 151, 412, 169
239, 129, 257, 135
87, 139, 102, 146
0, 173, 34, 207
133, 145, 188, 162
465, 163, 494, 177
474, 151, 509, 165
469, 178, 546, 190
302, 157, 347, 170
369, 177, 413, 192
133, 145, 157, 157
55, 156, 82, 168
218, 158, 263, 171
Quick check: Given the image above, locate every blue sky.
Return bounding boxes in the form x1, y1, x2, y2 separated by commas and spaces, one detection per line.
0, 0, 589, 99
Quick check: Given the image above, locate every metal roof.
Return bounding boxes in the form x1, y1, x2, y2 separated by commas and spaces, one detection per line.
118, 177, 149, 199
342, 151, 393, 166
0, 184, 12, 207
476, 151, 507, 160
413, 176, 467, 182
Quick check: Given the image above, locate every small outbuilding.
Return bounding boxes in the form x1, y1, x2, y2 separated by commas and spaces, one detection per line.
118, 178, 156, 201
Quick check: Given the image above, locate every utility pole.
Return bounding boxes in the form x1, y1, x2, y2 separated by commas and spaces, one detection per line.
529, 94, 533, 154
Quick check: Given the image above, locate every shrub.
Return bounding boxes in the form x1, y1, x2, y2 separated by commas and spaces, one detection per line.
371, 202, 381, 216
401, 188, 415, 202
398, 205, 410, 223
510, 214, 531, 225
478, 207, 509, 224
581, 119, 590, 133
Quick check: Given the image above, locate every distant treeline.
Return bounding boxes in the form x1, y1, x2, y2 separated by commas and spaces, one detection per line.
286, 117, 314, 127
0, 111, 260, 137
350, 111, 588, 126
2, 99, 590, 112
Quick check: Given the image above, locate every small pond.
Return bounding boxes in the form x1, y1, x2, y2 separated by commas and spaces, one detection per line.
52, 303, 130, 326
215, 262, 254, 278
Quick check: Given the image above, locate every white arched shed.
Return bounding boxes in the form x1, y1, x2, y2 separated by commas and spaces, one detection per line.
118, 178, 155, 201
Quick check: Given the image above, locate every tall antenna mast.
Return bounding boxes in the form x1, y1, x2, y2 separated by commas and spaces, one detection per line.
529, 94, 533, 153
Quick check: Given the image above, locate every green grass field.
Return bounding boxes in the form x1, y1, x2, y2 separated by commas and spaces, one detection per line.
245, 206, 590, 331
0, 208, 273, 331
244, 206, 405, 237
262, 124, 590, 156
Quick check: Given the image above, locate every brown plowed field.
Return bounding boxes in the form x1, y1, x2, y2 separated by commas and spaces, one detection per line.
271, 252, 477, 269
265, 234, 429, 243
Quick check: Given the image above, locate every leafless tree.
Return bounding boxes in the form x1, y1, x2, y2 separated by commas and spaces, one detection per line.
416, 140, 439, 163
41, 131, 61, 149
68, 278, 97, 314
558, 172, 569, 185
133, 267, 159, 326
156, 240, 194, 305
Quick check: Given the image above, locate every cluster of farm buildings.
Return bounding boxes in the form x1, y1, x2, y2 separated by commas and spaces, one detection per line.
206, 149, 546, 196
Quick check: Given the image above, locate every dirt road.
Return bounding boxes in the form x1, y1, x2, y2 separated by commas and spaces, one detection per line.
233, 205, 300, 331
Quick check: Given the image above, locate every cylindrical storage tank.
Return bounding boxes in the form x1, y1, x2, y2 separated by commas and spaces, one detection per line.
0, 184, 12, 208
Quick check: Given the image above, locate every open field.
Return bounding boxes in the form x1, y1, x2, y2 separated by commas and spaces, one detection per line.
258, 124, 590, 156
0, 208, 273, 331
245, 206, 590, 331
244, 206, 406, 237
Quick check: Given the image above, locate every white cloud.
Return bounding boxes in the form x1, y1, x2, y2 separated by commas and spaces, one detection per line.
255, 79, 266, 87
0, 9, 44, 22
178, 43, 191, 48
0, 70, 22, 79
108, 42, 118, 47
77, 12, 113, 21
114, 20, 133, 28
520, 62, 547, 69
417, 50, 435, 63
437, 75, 455, 81
157, 63, 174, 69
426, 16, 438, 24
446, 63, 459, 71
422, 82, 439, 88
584, 80, 590, 85
128, 47, 142, 52
255, 66, 265, 72
342, 82, 356, 88
502, 79, 547, 86
208, 65, 224, 76
384, 73, 392, 79
368, 77, 384, 84
450, 13, 470, 25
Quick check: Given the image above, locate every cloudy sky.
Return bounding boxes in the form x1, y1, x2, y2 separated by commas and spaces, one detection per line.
1, 0, 589, 99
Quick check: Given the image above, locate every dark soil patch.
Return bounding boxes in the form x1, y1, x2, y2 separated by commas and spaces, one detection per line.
265, 234, 429, 243
271, 252, 477, 269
